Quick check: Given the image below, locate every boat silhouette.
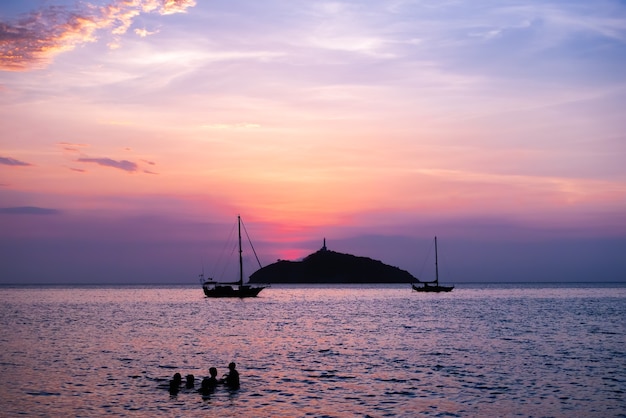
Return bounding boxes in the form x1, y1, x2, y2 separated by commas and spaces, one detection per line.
412, 236, 454, 293
201, 215, 268, 298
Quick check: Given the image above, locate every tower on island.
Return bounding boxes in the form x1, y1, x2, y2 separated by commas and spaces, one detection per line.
321, 238, 327, 251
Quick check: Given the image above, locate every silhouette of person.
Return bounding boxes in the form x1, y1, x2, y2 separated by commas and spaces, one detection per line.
198, 368, 219, 396
198, 377, 212, 396
185, 374, 195, 389
169, 380, 178, 395
169, 373, 182, 395
207, 367, 219, 388
223, 362, 240, 390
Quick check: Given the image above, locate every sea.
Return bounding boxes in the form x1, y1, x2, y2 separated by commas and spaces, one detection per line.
1, 283, 624, 417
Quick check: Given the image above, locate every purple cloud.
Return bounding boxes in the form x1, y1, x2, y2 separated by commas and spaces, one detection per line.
0, 206, 60, 215
77, 157, 138, 172
0, 156, 31, 166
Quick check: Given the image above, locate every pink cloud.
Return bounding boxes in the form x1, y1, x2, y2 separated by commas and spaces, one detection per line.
0, 0, 196, 71
57, 142, 88, 154
57, 142, 87, 147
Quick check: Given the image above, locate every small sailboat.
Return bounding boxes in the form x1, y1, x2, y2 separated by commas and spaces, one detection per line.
201, 215, 267, 298
412, 236, 454, 293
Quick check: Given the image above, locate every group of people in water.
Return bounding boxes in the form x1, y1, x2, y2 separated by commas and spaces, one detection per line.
168, 362, 240, 396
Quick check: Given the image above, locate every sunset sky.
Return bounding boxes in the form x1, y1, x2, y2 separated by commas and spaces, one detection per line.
1, 0, 625, 284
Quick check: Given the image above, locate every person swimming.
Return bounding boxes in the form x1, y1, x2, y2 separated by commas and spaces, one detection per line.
222, 362, 240, 390
198, 367, 219, 396
207, 367, 219, 388
169, 373, 182, 395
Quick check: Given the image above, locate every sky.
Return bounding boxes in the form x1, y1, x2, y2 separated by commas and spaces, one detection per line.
1, 0, 625, 284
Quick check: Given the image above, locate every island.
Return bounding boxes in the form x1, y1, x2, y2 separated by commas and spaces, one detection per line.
249, 239, 417, 284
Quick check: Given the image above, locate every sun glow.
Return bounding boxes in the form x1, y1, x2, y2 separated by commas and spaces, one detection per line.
2, 0, 625, 284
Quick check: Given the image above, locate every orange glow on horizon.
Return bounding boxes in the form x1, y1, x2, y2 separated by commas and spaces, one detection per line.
274, 248, 310, 262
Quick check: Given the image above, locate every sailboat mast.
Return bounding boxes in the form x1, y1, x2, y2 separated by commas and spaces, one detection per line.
238, 215, 243, 286
434, 236, 439, 285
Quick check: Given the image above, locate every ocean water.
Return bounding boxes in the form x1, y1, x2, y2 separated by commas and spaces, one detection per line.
1, 283, 625, 417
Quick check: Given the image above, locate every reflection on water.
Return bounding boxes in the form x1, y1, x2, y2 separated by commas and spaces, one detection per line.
1, 284, 625, 417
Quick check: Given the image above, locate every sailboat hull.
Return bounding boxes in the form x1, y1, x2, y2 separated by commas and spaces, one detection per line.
203, 283, 266, 298
412, 283, 454, 293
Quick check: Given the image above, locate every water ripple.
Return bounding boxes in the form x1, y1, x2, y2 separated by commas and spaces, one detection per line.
0, 284, 625, 417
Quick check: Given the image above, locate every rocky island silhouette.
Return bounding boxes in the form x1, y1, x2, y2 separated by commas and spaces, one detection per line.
249, 239, 417, 284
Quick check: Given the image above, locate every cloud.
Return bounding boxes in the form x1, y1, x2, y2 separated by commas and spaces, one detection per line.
57, 141, 87, 147
156, 0, 197, 15
134, 28, 159, 38
77, 157, 138, 172
57, 142, 88, 154
200, 123, 262, 130
0, 0, 196, 71
0, 156, 31, 166
0, 206, 60, 215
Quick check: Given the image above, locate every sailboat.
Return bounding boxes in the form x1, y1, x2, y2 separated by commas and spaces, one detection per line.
412, 236, 454, 293
201, 215, 268, 298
